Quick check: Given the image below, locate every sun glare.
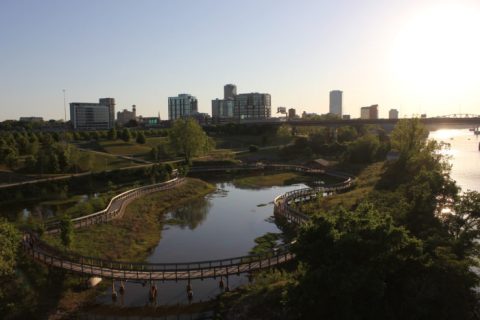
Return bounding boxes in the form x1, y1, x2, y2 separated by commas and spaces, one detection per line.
392, 3, 480, 103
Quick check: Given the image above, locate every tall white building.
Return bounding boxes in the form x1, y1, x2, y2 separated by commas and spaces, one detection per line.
329, 90, 342, 116
70, 98, 115, 130
168, 94, 198, 120
389, 109, 399, 119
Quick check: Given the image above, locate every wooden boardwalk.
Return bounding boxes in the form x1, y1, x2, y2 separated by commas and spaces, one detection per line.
23, 165, 354, 281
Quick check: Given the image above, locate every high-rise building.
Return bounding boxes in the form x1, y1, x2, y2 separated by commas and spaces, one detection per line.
99, 98, 115, 129
212, 85, 271, 122
360, 104, 379, 119
288, 108, 296, 119
212, 99, 234, 120
70, 98, 115, 130
389, 109, 399, 119
329, 90, 343, 116
117, 105, 137, 125
234, 93, 271, 120
224, 84, 237, 100
168, 94, 198, 120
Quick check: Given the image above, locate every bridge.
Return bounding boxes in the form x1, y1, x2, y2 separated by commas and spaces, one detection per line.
224, 116, 480, 131
22, 165, 354, 294
286, 117, 480, 128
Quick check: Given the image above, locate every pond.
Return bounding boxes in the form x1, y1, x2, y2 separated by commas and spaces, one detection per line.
95, 176, 311, 307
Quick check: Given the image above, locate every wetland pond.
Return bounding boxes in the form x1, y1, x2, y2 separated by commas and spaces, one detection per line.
95, 173, 314, 307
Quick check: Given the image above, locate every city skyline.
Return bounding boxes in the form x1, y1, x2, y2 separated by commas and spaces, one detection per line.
1, 0, 480, 121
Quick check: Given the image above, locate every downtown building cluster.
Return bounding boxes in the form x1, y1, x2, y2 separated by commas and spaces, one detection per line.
68, 85, 400, 131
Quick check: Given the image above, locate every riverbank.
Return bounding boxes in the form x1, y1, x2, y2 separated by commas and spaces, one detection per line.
42, 178, 215, 261
299, 162, 385, 214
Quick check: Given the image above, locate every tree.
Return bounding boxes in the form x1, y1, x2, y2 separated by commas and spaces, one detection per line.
0, 218, 20, 277
107, 128, 117, 140
391, 118, 429, 162
444, 190, 480, 258
344, 134, 381, 163
121, 128, 131, 142
136, 131, 146, 144
59, 215, 74, 249
287, 203, 478, 320
168, 118, 214, 164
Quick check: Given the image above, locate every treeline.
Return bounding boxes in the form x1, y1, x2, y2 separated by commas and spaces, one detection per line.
280, 125, 390, 163
0, 163, 178, 205
0, 129, 168, 173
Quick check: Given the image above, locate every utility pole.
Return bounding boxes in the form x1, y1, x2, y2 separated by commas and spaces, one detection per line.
63, 89, 66, 122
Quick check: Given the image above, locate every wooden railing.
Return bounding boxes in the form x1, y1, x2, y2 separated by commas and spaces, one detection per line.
45, 177, 185, 233
23, 164, 355, 280
23, 232, 294, 281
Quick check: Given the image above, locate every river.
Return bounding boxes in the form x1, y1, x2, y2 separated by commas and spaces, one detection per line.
429, 128, 480, 192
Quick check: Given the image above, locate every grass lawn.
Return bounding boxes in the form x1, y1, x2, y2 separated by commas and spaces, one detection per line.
232, 172, 310, 188
42, 178, 215, 261
97, 140, 151, 156
78, 150, 133, 172
144, 136, 168, 148
300, 161, 386, 214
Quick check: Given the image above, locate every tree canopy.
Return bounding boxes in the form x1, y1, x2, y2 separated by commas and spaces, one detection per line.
0, 219, 20, 277
168, 118, 214, 164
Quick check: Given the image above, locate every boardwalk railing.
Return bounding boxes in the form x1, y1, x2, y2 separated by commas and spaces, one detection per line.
273, 176, 355, 225
23, 164, 355, 281
45, 177, 185, 233
23, 232, 294, 281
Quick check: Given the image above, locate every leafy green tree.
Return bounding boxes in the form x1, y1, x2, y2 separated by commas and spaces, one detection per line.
276, 124, 292, 144
121, 128, 131, 142
168, 118, 214, 164
288, 203, 478, 320
444, 190, 480, 258
136, 131, 146, 144
0, 218, 20, 277
107, 128, 117, 140
344, 134, 381, 163
391, 118, 429, 162
59, 215, 74, 250
337, 126, 358, 142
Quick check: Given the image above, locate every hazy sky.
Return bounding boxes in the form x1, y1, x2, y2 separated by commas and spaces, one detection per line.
1, 0, 480, 121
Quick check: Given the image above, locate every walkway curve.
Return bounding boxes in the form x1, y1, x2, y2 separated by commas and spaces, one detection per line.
22, 164, 355, 281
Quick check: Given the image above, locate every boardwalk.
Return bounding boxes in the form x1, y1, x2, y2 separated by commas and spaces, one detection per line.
23, 165, 355, 281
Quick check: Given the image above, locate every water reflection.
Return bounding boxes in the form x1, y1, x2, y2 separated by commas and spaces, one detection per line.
166, 197, 211, 230
429, 129, 480, 192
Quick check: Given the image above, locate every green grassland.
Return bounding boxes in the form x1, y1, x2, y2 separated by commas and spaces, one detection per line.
42, 178, 215, 261
232, 172, 309, 188
77, 150, 133, 172
299, 162, 385, 214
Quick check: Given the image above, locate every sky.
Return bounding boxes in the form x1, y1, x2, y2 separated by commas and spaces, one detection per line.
1, 0, 480, 121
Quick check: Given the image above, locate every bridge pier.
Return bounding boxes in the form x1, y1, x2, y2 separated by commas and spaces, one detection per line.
187, 280, 193, 300
219, 276, 224, 289
225, 276, 230, 292
119, 280, 125, 295
111, 281, 117, 301
149, 282, 158, 302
